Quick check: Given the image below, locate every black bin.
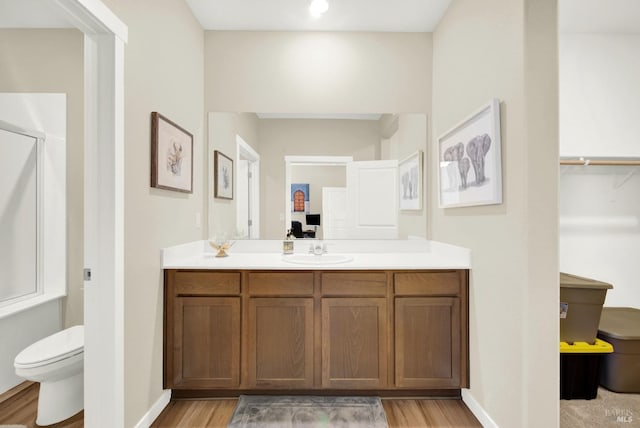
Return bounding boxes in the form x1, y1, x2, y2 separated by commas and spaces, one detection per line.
560, 339, 613, 400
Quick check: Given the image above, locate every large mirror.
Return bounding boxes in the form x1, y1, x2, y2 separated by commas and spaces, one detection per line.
207, 112, 428, 240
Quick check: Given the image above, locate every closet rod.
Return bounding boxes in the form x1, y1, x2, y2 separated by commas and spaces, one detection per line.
560, 159, 640, 166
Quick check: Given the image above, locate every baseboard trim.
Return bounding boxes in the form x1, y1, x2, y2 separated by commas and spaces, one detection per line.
172, 388, 460, 399
134, 389, 171, 428
462, 389, 498, 428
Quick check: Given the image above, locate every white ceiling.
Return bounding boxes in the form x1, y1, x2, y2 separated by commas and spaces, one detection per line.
3, 0, 640, 34
186, 0, 452, 32
257, 113, 382, 120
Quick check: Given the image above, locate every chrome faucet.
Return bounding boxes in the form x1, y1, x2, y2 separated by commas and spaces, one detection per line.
309, 241, 327, 255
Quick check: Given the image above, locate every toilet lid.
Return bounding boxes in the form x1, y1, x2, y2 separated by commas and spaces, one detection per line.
14, 325, 84, 368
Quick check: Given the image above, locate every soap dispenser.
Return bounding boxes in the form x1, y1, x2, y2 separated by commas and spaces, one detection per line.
283, 230, 294, 254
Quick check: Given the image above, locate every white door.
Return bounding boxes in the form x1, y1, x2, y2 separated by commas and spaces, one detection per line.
236, 159, 249, 238
235, 136, 260, 239
247, 160, 260, 239
322, 187, 347, 239
346, 160, 398, 239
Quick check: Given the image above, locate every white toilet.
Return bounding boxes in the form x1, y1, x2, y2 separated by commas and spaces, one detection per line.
14, 325, 84, 426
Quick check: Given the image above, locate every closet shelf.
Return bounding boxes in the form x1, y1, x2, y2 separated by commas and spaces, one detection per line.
560, 157, 640, 166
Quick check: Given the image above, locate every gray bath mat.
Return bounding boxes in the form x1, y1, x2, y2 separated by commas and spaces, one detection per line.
227, 395, 388, 428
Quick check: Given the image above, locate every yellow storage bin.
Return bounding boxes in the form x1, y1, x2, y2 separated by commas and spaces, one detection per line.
560, 338, 613, 400
560, 338, 614, 354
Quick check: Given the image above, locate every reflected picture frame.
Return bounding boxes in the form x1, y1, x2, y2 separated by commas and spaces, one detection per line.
150, 112, 193, 193
437, 98, 502, 208
291, 183, 310, 213
399, 151, 423, 210
214, 150, 233, 200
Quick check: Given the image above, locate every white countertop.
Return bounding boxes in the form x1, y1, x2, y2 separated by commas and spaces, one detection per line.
162, 239, 471, 270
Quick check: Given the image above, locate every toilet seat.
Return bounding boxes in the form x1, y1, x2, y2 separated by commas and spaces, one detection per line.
14, 325, 84, 369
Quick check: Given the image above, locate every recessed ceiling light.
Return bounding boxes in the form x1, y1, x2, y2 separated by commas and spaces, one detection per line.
309, 0, 329, 17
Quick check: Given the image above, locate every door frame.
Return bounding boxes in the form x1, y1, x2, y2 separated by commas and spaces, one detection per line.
284, 156, 352, 238
53, 0, 127, 426
236, 136, 260, 238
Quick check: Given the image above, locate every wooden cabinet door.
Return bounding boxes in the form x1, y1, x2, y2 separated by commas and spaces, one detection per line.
248, 298, 314, 388
395, 297, 461, 388
322, 298, 387, 388
172, 297, 240, 388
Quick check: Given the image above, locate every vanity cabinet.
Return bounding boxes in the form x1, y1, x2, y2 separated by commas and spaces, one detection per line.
394, 272, 466, 388
247, 297, 314, 388
395, 297, 460, 388
321, 297, 387, 388
246, 272, 315, 388
164, 271, 241, 389
320, 272, 388, 389
164, 268, 468, 394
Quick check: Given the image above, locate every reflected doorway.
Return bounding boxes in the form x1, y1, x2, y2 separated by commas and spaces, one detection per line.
236, 135, 260, 238
284, 156, 351, 239
284, 156, 398, 239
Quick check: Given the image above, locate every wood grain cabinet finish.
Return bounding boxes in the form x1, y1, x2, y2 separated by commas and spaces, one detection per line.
321, 272, 387, 296
173, 271, 240, 296
164, 268, 468, 393
395, 297, 460, 388
247, 297, 314, 388
247, 272, 313, 296
322, 298, 387, 388
164, 270, 242, 390
171, 297, 240, 388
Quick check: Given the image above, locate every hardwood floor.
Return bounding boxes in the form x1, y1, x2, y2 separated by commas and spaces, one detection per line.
151, 399, 237, 427
0, 382, 84, 427
382, 399, 481, 427
151, 397, 482, 427
0, 382, 481, 427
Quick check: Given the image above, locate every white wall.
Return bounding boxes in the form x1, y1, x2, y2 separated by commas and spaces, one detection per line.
560, 168, 640, 307
205, 32, 432, 114
432, 1, 558, 427
560, 34, 640, 158
100, 1, 206, 426
559, 33, 640, 308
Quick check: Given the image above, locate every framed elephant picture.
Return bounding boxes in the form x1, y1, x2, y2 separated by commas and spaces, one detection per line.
399, 151, 423, 210
437, 98, 502, 208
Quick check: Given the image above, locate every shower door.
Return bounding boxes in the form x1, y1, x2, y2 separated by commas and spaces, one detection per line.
0, 124, 40, 307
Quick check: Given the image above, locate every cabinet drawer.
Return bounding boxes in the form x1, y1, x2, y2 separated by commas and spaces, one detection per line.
248, 272, 314, 296
394, 272, 460, 296
321, 272, 387, 296
174, 271, 240, 296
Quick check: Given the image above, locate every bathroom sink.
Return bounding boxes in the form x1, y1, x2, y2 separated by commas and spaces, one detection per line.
282, 254, 353, 265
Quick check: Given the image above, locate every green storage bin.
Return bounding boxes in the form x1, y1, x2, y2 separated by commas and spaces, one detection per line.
560, 273, 612, 344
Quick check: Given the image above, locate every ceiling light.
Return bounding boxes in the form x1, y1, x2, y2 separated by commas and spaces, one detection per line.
309, 0, 329, 17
